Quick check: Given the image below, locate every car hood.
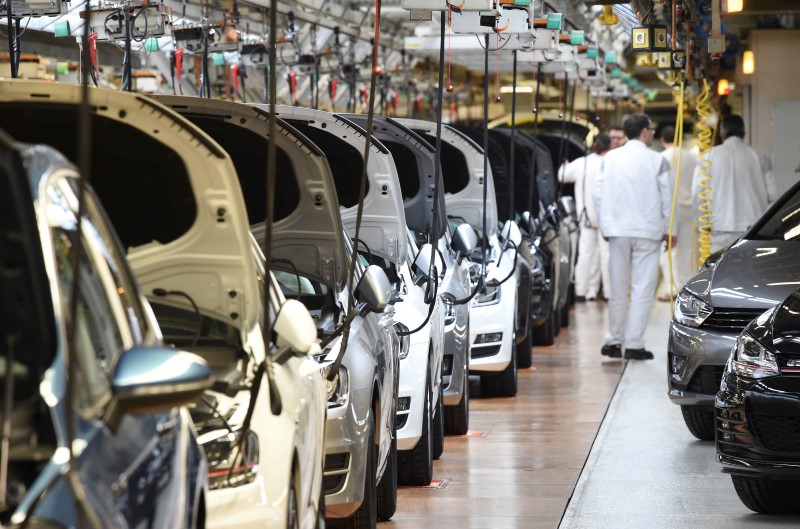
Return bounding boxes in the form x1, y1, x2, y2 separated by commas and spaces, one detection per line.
0, 80, 259, 332
153, 96, 346, 289
273, 106, 407, 265
394, 118, 499, 236
685, 239, 800, 309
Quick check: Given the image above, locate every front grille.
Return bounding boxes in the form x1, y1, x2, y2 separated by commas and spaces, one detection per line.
471, 345, 501, 359
750, 414, 800, 452
323, 453, 349, 495
687, 365, 725, 395
324, 453, 349, 472
703, 308, 764, 331
323, 474, 346, 495
395, 413, 409, 430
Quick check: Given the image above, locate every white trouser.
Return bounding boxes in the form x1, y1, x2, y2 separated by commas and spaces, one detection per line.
658, 204, 695, 296
575, 226, 610, 299
710, 230, 743, 254
606, 237, 661, 350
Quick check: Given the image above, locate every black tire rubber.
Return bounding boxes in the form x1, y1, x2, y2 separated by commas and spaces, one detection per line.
340, 407, 377, 529
287, 470, 300, 529
553, 305, 561, 336
376, 432, 397, 521
731, 475, 800, 514
316, 475, 326, 529
432, 383, 445, 460
480, 340, 518, 397
398, 375, 433, 486
560, 301, 570, 328
444, 371, 469, 435
680, 406, 715, 441
532, 314, 555, 346
516, 324, 533, 369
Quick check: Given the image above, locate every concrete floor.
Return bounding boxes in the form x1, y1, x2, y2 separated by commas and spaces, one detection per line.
559, 302, 800, 529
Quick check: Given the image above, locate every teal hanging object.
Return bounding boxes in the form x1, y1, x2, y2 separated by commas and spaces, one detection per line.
54, 20, 71, 38
546, 13, 563, 30
212, 52, 225, 66
587, 47, 599, 59
604, 51, 616, 64
145, 38, 159, 52
570, 31, 585, 46
56, 62, 69, 75
611, 68, 622, 78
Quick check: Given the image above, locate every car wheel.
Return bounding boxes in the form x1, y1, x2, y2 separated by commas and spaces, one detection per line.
376, 430, 397, 521
516, 324, 533, 369
560, 301, 570, 328
398, 374, 433, 486
531, 313, 555, 346
680, 406, 715, 441
432, 383, 445, 460
444, 370, 469, 435
480, 339, 518, 397
553, 304, 561, 336
287, 470, 299, 529
316, 475, 326, 529
345, 406, 377, 529
731, 475, 800, 514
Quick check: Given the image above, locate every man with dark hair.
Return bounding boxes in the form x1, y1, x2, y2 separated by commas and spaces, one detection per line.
593, 113, 674, 360
657, 125, 696, 301
692, 114, 771, 252
608, 125, 626, 150
559, 133, 612, 301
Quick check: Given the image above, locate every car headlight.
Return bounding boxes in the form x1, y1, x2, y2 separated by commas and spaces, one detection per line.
322, 365, 349, 407
731, 332, 778, 379
673, 290, 713, 328
204, 428, 259, 490
472, 285, 500, 307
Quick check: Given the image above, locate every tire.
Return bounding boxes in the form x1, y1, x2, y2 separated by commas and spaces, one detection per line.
398, 375, 433, 486
731, 475, 800, 514
316, 477, 326, 529
553, 305, 561, 336
480, 339, 518, 397
516, 324, 533, 369
432, 383, 445, 460
444, 371, 469, 435
376, 432, 397, 521
340, 407, 377, 529
680, 406, 715, 441
532, 313, 555, 346
287, 470, 299, 529
560, 301, 570, 328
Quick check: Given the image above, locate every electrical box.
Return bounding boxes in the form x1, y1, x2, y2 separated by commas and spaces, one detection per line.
451, 4, 530, 34
89, 3, 170, 41
0, 0, 63, 18
707, 35, 726, 54
531, 28, 556, 49
241, 43, 268, 68
173, 24, 238, 53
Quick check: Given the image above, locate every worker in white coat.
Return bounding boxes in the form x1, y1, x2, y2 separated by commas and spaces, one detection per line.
593, 114, 674, 360
558, 133, 611, 301
658, 126, 697, 301
692, 114, 769, 253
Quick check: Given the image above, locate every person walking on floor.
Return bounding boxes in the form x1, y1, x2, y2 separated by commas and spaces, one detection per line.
691, 114, 771, 253
657, 126, 697, 301
559, 133, 612, 302
593, 114, 675, 360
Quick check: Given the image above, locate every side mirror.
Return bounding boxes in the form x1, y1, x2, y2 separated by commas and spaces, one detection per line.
412, 243, 445, 282
110, 346, 212, 415
355, 265, 393, 314
451, 223, 477, 262
274, 299, 318, 356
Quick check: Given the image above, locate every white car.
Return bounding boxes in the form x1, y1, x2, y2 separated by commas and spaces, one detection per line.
0, 84, 329, 529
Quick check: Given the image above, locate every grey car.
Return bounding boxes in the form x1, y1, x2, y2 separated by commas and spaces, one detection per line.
0, 129, 212, 528
668, 179, 800, 440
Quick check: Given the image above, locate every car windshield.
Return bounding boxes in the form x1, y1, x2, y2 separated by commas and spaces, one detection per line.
749, 184, 800, 241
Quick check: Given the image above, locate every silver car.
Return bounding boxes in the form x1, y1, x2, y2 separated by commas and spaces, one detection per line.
668, 180, 800, 440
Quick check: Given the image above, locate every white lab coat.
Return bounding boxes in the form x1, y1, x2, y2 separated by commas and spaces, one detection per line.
691, 136, 768, 233
559, 152, 603, 228
594, 140, 674, 241
659, 145, 697, 295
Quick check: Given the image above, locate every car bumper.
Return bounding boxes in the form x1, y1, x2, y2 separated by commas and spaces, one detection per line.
667, 321, 738, 407
323, 385, 372, 519
442, 304, 469, 406
716, 373, 800, 479
397, 339, 429, 451
469, 281, 515, 372
206, 482, 282, 529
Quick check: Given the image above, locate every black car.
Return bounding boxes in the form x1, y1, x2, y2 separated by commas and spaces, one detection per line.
716, 287, 800, 513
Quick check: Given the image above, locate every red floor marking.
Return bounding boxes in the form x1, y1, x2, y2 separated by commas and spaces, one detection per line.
463, 430, 490, 438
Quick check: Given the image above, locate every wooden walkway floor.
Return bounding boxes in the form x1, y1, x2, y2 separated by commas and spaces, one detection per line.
386, 301, 624, 529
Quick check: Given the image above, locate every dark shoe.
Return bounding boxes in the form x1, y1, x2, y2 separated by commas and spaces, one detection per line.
586, 297, 597, 302
576, 295, 587, 302
601, 344, 622, 358
624, 348, 654, 360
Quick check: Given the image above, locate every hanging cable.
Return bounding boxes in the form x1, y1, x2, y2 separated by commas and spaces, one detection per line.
666, 80, 685, 302
695, 78, 714, 266
528, 63, 542, 214
481, 32, 490, 284
508, 50, 517, 221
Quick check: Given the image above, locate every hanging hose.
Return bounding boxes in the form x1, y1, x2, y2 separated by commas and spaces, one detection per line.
666, 80, 685, 302
695, 78, 715, 267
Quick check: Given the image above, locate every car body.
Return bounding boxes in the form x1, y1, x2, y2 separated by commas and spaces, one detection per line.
255, 104, 401, 525
150, 96, 333, 529
0, 127, 211, 527
716, 290, 800, 513
668, 179, 800, 440
0, 83, 328, 529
